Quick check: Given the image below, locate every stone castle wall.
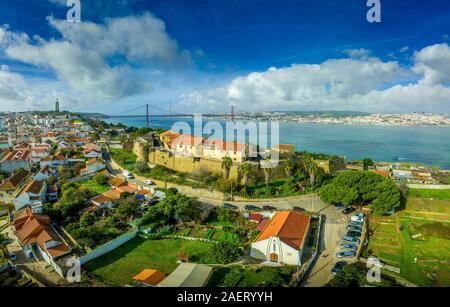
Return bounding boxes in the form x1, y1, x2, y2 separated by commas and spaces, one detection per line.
133, 141, 342, 184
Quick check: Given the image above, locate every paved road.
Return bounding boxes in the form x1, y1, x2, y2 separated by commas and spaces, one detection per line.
302, 206, 350, 287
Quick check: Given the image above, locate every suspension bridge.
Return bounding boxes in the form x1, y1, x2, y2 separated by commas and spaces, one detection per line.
108, 103, 251, 127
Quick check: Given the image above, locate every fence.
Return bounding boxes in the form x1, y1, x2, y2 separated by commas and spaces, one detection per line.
79, 228, 139, 265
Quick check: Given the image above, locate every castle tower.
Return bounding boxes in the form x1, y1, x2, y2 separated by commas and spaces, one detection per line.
55, 98, 60, 112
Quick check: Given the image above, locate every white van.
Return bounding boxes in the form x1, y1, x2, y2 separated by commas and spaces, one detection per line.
122, 170, 134, 179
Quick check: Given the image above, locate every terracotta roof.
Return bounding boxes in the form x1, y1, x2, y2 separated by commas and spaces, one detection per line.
204, 140, 246, 153
3, 169, 30, 188
172, 134, 204, 148
373, 170, 390, 178
256, 219, 270, 232
102, 189, 122, 200
249, 213, 263, 222
254, 211, 311, 250
86, 158, 103, 165
13, 208, 69, 259
274, 144, 295, 152
23, 180, 45, 195
1, 150, 30, 162
91, 194, 113, 204
133, 269, 166, 286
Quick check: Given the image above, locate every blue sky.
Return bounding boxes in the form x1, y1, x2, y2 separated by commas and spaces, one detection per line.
0, 0, 450, 114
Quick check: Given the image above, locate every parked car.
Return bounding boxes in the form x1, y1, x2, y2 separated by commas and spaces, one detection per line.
222, 203, 239, 210
262, 205, 276, 211
348, 221, 363, 228
334, 203, 345, 210
346, 230, 362, 238
144, 180, 154, 185
331, 261, 347, 275
342, 236, 360, 245
336, 251, 356, 258
340, 243, 357, 252
245, 205, 261, 211
122, 170, 134, 179
346, 225, 363, 232
292, 207, 306, 212
351, 213, 366, 222
342, 207, 356, 215
8, 253, 17, 262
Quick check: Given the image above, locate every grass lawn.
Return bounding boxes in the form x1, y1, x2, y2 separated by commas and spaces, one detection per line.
79, 179, 110, 195
110, 149, 137, 172
407, 188, 450, 201
366, 191, 450, 286
83, 237, 214, 285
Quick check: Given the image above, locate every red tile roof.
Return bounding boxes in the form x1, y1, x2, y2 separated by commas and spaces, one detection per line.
254, 211, 311, 250
1, 150, 30, 162
12, 208, 70, 259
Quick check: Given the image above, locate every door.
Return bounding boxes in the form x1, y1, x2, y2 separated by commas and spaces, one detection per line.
270, 253, 279, 262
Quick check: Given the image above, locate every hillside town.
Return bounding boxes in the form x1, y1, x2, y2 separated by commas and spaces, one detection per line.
0, 107, 449, 288
233, 112, 450, 127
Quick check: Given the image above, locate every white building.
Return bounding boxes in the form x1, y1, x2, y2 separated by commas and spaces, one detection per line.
80, 158, 106, 176
0, 150, 31, 174
13, 180, 48, 212
250, 211, 311, 266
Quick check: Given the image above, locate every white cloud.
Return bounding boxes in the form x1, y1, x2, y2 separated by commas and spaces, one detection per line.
1, 13, 189, 100
180, 44, 450, 113
400, 46, 410, 53
0, 68, 80, 112
343, 48, 372, 59
413, 43, 450, 86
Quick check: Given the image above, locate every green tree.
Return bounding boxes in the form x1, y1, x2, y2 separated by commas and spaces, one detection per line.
209, 240, 242, 264
239, 162, 252, 189
263, 167, 272, 187
319, 171, 401, 215
302, 153, 319, 188
79, 212, 96, 228
221, 156, 233, 179
284, 156, 296, 177
362, 158, 374, 171
93, 173, 108, 186
135, 160, 150, 174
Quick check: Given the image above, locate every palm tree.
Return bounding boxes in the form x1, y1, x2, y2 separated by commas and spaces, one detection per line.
302, 153, 319, 188
239, 162, 252, 189
263, 167, 272, 187
284, 156, 296, 178
221, 156, 233, 179
362, 158, 374, 171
